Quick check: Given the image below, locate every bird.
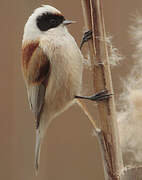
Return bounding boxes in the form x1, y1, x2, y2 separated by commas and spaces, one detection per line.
21, 4, 110, 173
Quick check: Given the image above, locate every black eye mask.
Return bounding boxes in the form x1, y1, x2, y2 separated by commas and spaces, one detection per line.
36, 12, 65, 31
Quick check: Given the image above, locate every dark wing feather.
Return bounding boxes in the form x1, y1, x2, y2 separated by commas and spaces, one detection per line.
24, 46, 51, 129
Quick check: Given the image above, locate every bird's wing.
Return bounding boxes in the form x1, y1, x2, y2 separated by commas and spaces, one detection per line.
27, 83, 46, 129
22, 45, 51, 172
22, 45, 51, 129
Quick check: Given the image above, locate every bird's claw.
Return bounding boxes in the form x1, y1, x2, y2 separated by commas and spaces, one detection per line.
75, 90, 113, 102
90, 90, 113, 101
80, 30, 92, 49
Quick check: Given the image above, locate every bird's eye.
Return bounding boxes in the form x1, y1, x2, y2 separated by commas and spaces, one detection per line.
50, 19, 57, 25
36, 13, 64, 31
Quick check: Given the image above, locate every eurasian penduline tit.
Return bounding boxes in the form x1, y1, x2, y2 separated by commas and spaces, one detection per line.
22, 5, 110, 173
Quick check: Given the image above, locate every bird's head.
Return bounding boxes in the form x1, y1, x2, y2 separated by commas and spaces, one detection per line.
22, 5, 75, 43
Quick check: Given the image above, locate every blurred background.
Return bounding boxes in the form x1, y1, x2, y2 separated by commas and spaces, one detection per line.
1, 0, 142, 180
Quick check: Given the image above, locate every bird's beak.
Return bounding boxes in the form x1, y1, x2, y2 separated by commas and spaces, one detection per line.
63, 20, 76, 25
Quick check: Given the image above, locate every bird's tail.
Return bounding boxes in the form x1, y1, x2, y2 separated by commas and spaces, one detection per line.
35, 128, 42, 175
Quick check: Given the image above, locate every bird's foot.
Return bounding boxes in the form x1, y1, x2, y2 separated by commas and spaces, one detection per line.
75, 90, 112, 101
80, 30, 92, 49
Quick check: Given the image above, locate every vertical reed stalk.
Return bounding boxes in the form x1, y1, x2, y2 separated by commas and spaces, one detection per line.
81, 0, 124, 179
